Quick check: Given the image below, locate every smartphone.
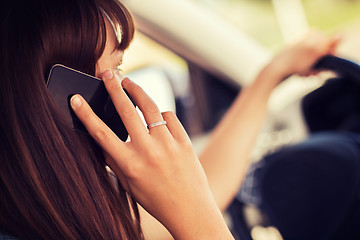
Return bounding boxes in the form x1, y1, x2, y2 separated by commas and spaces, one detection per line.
47, 64, 129, 141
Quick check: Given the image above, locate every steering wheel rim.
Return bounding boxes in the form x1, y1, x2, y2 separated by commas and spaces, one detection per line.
313, 55, 360, 85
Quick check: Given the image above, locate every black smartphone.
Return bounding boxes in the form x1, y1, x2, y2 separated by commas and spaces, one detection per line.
47, 64, 129, 141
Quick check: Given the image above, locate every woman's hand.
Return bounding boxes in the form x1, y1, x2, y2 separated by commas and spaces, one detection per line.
70, 69, 234, 240
270, 30, 342, 80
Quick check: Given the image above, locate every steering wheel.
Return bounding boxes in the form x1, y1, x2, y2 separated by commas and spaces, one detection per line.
313, 55, 360, 85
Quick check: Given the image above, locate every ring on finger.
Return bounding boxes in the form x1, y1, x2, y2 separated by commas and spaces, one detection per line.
148, 120, 167, 129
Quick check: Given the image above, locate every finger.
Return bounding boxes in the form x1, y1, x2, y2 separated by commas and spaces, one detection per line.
70, 94, 129, 163
102, 69, 148, 139
328, 34, 342, 54
161, 111, 190, 143
121, 77, 169, 135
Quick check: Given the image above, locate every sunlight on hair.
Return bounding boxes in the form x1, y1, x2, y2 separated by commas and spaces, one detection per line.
101, 9, 123, 45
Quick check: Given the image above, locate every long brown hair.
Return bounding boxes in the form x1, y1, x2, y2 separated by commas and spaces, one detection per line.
0, 0, 142, 239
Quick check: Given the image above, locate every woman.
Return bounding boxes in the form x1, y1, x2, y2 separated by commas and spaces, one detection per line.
0, 0, 233, 239
0, 0, 340, 239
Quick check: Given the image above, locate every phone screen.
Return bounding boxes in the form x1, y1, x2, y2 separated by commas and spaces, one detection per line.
47, 64, 129, 141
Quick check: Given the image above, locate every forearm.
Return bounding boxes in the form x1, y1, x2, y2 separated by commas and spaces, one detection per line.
199, 61, 287, 211
164, 194, 234, 240
199, 30, 340, 211
138, 177, 234, 240
140, 203, 233, 240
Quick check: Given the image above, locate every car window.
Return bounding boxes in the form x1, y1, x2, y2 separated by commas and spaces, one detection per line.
192, 0, 282, 49
121, 0, 360, 139
192, 0, 360, 49
123, 31, 240, 136
122, 32, 187, 75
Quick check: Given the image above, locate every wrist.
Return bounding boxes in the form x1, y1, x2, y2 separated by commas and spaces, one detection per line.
265, 57, 293, 82
250, 61, 290, 97
162, 191, 234, 240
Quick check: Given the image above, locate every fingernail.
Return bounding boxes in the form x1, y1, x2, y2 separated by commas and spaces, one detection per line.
121, 77, 132, 87
103, 69, 114, 80
70, 95, 82, 109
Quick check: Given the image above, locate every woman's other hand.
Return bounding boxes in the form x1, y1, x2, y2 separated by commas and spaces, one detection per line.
70, 69, 234, 240
270, 29, 342, 80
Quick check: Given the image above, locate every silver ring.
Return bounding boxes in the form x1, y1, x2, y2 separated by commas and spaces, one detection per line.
148, 120, 167, 129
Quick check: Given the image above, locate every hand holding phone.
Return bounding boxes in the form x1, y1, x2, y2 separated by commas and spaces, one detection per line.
47, 64, 130, 141
68, 70, 234, 240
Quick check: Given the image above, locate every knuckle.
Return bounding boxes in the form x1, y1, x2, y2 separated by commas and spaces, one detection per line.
179, 139, 193, 152
162, 111, 176, 121
164, 140, 178, 153
84, 109, 93, 119
109, 81, 123, 92
121, 104, 137, 119
79, 107, 93, 121
142, 144, 163, 166
145, 145, 162, 160
123, 161, 142, 179
93, 129, 109, 143
142, 100, 159, 114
